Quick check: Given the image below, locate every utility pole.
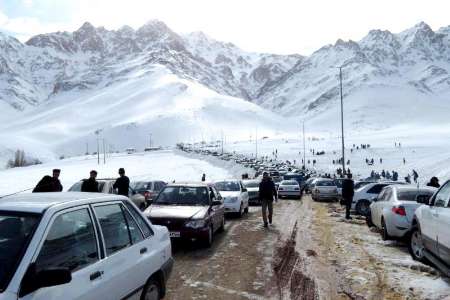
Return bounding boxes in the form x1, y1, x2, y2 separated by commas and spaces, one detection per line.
95, 131, 100, 165
103, 139, 106, 164
86, 142, 89, 155
339, 66, 346, 175
255, 127, 258, 159
221, 130, 224, 155
303, 121, 306, 170
149, 133, 152, 148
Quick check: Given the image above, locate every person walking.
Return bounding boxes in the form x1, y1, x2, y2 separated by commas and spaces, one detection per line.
342, 173, 354, 220
113, 168, 130, 197
81, 170, 100, 192
259, 172, 278, 228
33, 169, 63, 192
427, 177, 440, 188
412, 170, 419, 183
201, 173, 206, 182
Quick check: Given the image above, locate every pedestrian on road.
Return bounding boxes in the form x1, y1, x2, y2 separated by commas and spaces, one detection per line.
113, 168, 130, 197
81, 170, 100, 193
427, 177, 440, 188
342, 173, 354, 220
259, 172, 278, 228
32, 169, 63, 193
412, 170, 419, 183
201, 173, 206, 182
403, 158, 406, 164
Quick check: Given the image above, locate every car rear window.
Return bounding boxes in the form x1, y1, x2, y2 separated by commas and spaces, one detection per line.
316, 181, 335, 187
281, 181, 298, 186
397, 190, 434, 201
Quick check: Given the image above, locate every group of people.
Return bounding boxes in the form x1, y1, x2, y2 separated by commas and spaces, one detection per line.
369, 170, 399, 181
32, 168, 131, 196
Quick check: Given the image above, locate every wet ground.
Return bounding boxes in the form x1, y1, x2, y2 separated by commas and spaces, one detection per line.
165, 197, 450, 300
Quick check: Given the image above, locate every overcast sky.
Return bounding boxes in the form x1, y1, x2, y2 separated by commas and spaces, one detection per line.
0, 0, 449, 55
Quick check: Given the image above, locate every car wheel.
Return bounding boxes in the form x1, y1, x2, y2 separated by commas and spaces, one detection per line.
381, 218, 391, 241
356, 200, 371, 216
218, 216, 225, 233
203, 225, 214, 248
366, 214, 374, 227
237, 204, 243, 217
408, 227, 426, 262
141, 278, 161, 300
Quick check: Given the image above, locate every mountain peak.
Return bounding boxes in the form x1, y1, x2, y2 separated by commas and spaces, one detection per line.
77, 22, 96, 33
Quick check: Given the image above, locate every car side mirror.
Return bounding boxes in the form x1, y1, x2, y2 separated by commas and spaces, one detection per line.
242, 188, 248, 192
212, 200, 222, 206
371, 196, 378, 202
20, 264, 72, 297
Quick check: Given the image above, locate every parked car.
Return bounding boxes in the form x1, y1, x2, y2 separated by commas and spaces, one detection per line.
214, 180, 249, 217
144, 182, 225, 247
68, 179, 146, 210
278, 180, 301, 199
131, 180, 167, 204
369, 185, 436, 240
409, 181, 450, 276
352, 182, 401, 216
334, 178, 344, 198
0, 192, 173, 300
303, 178, 317, 194
311, 179, 338, 202
242, 179, 261, 205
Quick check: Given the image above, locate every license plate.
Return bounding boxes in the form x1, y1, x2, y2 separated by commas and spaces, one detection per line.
170, 232, 180, 238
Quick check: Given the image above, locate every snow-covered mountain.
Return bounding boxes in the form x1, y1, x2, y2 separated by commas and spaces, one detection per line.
257, 22, 450, 130
1, 20, 450, 165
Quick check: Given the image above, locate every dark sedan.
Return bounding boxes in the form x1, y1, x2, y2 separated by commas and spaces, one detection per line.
144, 182, 225, 247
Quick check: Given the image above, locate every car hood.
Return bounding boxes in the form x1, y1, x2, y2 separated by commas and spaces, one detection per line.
220, 191, 240, 198
146, 205, 208, 220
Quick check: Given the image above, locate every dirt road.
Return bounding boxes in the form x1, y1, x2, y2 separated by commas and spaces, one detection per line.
165, 197, 450, 300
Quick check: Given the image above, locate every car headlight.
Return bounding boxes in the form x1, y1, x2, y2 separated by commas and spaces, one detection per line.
185, 219, 206, 229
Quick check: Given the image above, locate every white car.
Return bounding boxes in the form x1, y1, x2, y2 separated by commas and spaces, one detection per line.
242, 179, 261, 205
68, 179, 147, 210
409, 181, 450, 276
352, 182, 402, 215
369, 185, 436, 240
0, 192, 173, 300
277, 180, 301, 199
214, 180, 249, 217
311, 179, 338, 202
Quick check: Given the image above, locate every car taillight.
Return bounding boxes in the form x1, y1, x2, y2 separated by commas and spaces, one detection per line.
392, 206, 406, 216
278, 187, 284, 191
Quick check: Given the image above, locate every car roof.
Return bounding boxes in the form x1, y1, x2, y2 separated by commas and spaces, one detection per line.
0, 192, 124, 214
166, 182, 211, 188
388, 185, 436, 192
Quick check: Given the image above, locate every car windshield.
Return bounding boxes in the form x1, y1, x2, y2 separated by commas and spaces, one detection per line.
397, 190, 434, 201
0, 212, 41, 292
215, 181, 240, 192
354, 182, 372, 190
243, 181, 259, 188
281, 181, 298, 186
154, 186, 210, 206
131, 181, 152, 191
316, 181, 335, 187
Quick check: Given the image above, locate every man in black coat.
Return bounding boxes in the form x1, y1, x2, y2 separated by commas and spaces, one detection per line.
342, 173, 354, 220
259, 172, 278, 227
33, 169, 63, 193
113, 168, 130, 197
81, 170, 99, 193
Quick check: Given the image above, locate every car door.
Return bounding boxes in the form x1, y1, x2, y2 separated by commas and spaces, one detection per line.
371, 189, 386, 228
433, 185, 450, 265
91, 202, 147, 299
20, 206, 103, 300
424, 182, 450, 255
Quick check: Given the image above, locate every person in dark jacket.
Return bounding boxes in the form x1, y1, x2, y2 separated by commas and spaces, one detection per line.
427, 177, 440, 188
81, 170, 99, 193
201, 173, 206, 182
33, 169, 63, 193
113, 168, 130, 197
342, 173, 354, 220
259, 172, 278, 227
